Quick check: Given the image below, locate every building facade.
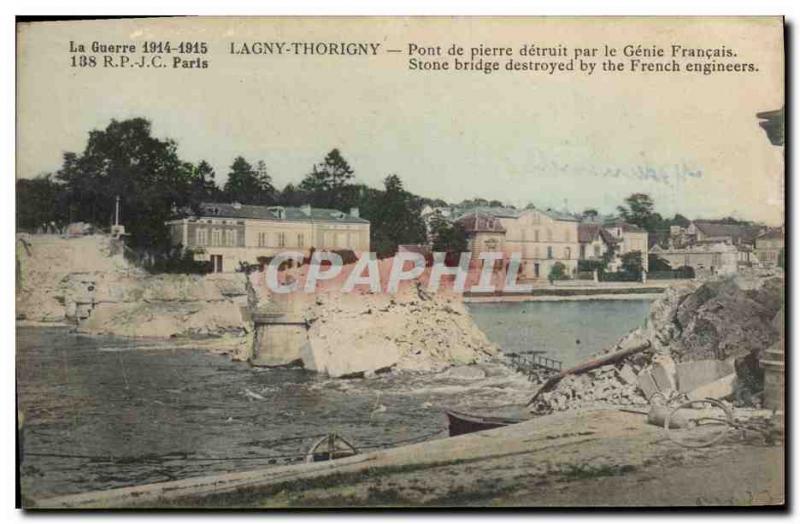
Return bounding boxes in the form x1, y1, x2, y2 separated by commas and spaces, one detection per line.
754, 228, 784, 267
649, 243, 739, 276
166, 202, 370, 272
457, 207, 581, 281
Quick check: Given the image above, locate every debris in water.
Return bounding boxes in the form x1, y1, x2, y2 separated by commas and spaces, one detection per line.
243, 388, 266, 401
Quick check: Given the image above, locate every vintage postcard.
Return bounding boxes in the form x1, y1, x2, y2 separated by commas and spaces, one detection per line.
15, 16, 785, 508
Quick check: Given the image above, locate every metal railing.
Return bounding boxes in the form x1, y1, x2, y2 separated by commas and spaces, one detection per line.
507, 351, 563, 380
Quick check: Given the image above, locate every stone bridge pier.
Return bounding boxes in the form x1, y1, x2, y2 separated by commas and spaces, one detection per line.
250, 293, 309, 367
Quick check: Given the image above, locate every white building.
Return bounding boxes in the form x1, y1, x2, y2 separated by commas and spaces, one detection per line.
166, 202, 370, 273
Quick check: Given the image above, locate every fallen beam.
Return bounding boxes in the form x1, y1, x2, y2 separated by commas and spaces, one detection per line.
527, 341, 651, 404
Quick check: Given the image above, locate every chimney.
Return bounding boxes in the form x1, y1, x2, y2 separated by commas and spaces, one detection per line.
349, 207, 360, 218
300, 204, 311, 216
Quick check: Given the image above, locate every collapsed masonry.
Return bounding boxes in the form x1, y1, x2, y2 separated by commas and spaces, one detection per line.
529, 272, 784, 414
16, 234, 498, 376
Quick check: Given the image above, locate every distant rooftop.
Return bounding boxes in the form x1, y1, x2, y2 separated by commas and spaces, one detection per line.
757, 228, 784, 241
192, 202, 369, 224
456, 206, 580, 222
692, 221, 761, 243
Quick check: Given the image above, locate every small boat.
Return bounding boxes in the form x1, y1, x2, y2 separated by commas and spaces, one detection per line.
444, 409, 525, 437
305, 433, 359, 463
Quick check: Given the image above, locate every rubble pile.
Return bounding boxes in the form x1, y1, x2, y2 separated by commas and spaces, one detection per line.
303, 285, 499, 377
531, 273, 784, 414
533, 362, 649, 412
654, 276, 783, 362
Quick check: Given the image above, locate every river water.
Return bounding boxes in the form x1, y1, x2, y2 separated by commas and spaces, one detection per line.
467, 299, 654, 367
17, 298, 652, 499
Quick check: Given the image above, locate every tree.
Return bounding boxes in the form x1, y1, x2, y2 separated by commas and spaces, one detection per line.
16, 174, 66, 232
620, 250, 644, 277
223, 157, 276, 205
648, 254, 672, 272
362, 174, 427, 257
187, 160, 220, 206
279, 183, 308, 207
617, 193, 663, 232
582, 208, 599, 220
457, 197, 490, 209
670, 213, 691, 228
429, 212, 467, 254
300, 149, 355, 209
548, 262, 569, 282
53, 118, 195, 250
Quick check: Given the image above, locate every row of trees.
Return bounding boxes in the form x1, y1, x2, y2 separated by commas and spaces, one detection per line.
17, 118, 434, 257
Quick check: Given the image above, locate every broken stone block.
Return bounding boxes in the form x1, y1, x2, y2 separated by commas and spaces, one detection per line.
676, 359, 735, 393
686, 373, 737, 401
637, 370, 660, 400
618, 364, 638, 386
651, 354, 678, 393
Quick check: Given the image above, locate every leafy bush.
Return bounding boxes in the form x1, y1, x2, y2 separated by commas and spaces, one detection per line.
577, 259, 605, 274
648, 254, 672, 272
141, 247, 212, 274
548, 262, 569, 281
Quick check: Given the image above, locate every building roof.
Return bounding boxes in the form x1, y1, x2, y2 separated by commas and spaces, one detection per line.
757, 228, 784, 240
540, 209, 581, 222
456, 206, 521, 219
603, 220, 646, 233
692, 221, 761, 243
455, 206, 581, 222
456, 212, 507, 233
578, 223, 620, 246
599, 229, 618, 245
193, 202, 369, 224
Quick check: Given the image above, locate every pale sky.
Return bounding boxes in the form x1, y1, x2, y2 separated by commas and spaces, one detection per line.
17, 17, 784, 224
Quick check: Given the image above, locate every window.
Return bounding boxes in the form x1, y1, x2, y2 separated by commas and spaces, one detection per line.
211, 229, 222, 246
546, 229, 553, 241
224, 229, 237, 247
258, 232, 267, 247
534, 229, 540, 242
594, 244, 601, 257
547, 246, 553, 259
297, 233, 304, 248
534, 246, 540, 258
565, 229, 571, 242
277, 232, 286, 248
564, 247, 571, 260
195, 228, 208, 246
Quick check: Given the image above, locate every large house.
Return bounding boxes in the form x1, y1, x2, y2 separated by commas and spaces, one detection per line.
664, 220, 766, 270
457, 207, 581, 281
685, 220, 762, 247
754, 228, 785, 267
582, 221, 650, 272
650, 242, 739, 276
166, 202, 370, 272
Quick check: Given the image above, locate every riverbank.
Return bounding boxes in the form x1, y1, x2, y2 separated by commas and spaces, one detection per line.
465, 293, 663, 303
34, 408, 784, 508
463, 280, 689, 303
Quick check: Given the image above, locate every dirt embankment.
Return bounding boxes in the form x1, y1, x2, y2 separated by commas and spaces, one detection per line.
531, 272, 784, 414
16, 234, 253, 355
